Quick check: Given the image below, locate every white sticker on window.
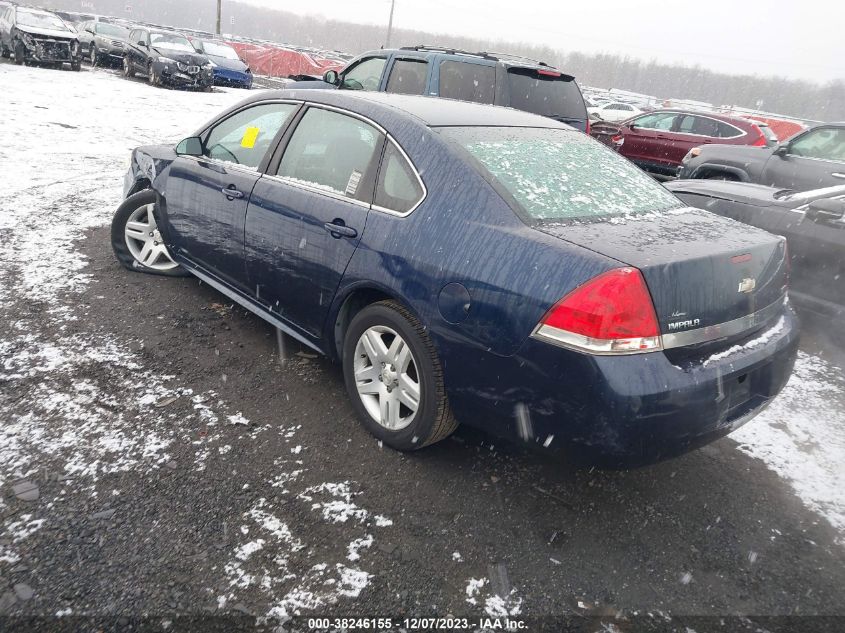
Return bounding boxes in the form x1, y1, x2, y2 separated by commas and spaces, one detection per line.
345, 170, 362, 197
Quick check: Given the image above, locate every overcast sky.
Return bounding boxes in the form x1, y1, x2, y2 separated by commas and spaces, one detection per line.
241, 0, 843, 83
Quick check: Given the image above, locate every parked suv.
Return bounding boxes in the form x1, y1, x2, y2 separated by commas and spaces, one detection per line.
123, 26, 213, 90
0, 5, 81, 70
77, 19, 130, 66
678, 123, 845, 190
592, 110, 774, 178
293, 46, 589, 132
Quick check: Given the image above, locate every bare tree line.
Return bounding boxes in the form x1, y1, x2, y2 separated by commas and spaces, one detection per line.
42, 0, 845, 121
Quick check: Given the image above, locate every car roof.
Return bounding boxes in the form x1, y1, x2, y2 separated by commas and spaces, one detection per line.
274, 89, 572, 129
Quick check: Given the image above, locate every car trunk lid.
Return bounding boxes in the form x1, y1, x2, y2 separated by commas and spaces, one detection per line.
537, 208, 788, 338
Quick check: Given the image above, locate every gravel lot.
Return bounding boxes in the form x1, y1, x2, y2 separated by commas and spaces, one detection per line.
1, 62, 844, 632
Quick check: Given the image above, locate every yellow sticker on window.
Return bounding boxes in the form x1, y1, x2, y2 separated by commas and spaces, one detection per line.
241, 127, 260, 149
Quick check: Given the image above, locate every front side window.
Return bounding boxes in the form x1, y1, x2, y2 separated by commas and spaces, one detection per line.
386, 59, 428, 95
439, 61, 495, 104
277, 107, 383, 201
341, 57, 387, 91
631, 112, 677, 131
440, 126, 683, 221
789, 128, 845, 162
374, 142, 424, 213
204, 103, 298, 169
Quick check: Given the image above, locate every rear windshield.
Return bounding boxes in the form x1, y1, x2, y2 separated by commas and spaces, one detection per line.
440, 126, 683, 221
507, 68, 587, 121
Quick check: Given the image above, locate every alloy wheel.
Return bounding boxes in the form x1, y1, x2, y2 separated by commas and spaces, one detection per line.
353, 325, 420, 431
123, 203, 178, 271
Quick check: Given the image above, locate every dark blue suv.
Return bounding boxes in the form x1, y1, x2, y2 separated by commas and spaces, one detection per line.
295, 45, 590, 133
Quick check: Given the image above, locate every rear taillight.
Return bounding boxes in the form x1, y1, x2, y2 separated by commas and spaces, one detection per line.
751, 126, 767, 146
533, 267, 662, 354
611, 134, 624, 147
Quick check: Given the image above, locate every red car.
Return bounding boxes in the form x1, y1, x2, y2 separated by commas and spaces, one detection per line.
591, 110, 777, 178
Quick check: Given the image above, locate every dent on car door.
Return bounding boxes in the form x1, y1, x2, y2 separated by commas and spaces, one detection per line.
763, 127, 845, 190
243, 105, 386, 338
164, 102, 300, 292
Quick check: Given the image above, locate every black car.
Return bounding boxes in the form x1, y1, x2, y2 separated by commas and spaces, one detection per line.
122, 27, 213, 90
0, 5, 81, 70
678, 122, 845, 191
666, 179, 845, 316
77, 19, 130, 66
291, 45, 590, 132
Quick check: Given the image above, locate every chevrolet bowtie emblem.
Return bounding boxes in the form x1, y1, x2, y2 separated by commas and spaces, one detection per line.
738, 278, 756, 293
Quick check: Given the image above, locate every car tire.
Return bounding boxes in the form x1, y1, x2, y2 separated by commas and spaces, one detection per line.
13, 41, 25, 65
89, 45, 97, 66
147, 61, 159, 86
123, 56, 134, 77
342, 300, 458, 450
110, 189, 188, 277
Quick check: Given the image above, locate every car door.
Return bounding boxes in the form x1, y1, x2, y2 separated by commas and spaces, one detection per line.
165, 101, 300, 292
338, 55, 388, 91
620, 111, 679, 165
761, 126, 845, 190
127, 29, 144, 70
243, 105, 385, 338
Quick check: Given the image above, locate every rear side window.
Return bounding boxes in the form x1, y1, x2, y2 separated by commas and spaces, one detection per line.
506, 68, 586, 120
678, 115, 742, 138
374, 142, 424, 214
278, 107, 384, 201
439, 61, 495, 104
204, 103, 298, 169
440, 126, 682, 221
386, 59, 428, 95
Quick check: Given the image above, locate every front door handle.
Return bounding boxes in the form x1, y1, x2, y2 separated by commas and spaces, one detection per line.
832, 172, 845, 179
323, 221, 357, 239
221, 185, 244, 199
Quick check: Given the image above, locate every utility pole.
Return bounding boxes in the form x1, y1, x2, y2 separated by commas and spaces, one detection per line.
385, 0, 395, 48
216, 0, 222, 35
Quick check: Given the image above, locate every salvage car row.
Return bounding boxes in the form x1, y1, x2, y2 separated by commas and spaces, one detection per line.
0, 3, 253, 88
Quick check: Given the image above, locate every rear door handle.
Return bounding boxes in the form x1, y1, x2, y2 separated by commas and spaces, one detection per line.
832, 173, 845, 179
221, 185, 244, 199
323, 221, 357, 239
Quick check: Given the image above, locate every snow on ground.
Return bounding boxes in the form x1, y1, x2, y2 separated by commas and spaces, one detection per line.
0, 64, 393, 613
733, 351, 845, 541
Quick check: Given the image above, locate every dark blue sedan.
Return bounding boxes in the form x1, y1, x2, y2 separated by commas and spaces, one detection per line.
190, 38, 253, 89
113, 90, 799, 465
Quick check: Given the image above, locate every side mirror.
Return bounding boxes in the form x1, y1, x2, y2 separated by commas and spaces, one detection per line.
323, 69, 339, 85
774, 144, 789, 157
176, 136, 202, 156
806, 198, 845, 224
137, 40, 147, 48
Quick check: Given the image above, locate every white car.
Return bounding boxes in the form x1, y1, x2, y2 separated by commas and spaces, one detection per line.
587, 101, 642, 123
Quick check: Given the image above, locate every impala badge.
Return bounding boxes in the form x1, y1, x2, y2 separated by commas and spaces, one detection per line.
738, 278, 756, 293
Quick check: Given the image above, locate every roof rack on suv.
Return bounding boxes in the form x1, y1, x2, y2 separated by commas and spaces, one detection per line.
399, 45, 550, 68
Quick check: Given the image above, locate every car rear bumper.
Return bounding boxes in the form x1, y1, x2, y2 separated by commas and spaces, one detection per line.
449, 305, 799, 466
